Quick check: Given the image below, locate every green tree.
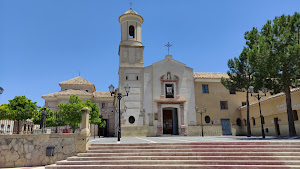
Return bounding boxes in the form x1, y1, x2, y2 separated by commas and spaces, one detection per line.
57, 95, 84, 133
33, 107, 66, 132
0, 104, 9, 120
5, 96, 38, 133
249, 13, 300, 136
221, 47, 254, 137
84, 100, 106, 137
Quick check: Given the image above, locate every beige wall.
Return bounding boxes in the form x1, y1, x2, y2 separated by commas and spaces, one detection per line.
240, 90, 300, 136
194, 80, 257, 127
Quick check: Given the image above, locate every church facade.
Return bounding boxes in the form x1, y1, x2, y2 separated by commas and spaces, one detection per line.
42, 9, 300, 137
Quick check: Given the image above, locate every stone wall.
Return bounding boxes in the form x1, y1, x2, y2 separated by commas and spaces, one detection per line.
0, 133, 89, 168
121, 126, 155, 137
187, 126, 223, 136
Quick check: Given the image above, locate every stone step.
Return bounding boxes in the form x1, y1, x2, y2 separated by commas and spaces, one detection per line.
45, 164, 300, 169
56, 159, 300, 165
67, 156, 300, 161
90, 142, 300, 146
86, 148, 300, 153
89, 145, 300, 150
77, 152, 300, 157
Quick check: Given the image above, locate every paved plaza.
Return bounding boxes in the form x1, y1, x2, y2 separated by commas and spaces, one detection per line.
90, 136, 300, 144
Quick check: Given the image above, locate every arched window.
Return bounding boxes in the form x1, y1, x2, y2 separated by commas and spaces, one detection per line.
129, 25, 135, 38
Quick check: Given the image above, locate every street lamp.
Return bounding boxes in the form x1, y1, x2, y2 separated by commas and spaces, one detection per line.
248, 86, 268, 138
109, 84, 130, 142
196, 106, 207, 137
0, 87, 4, 95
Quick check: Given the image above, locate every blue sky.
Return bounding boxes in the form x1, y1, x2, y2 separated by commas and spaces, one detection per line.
0, 0, 299, 106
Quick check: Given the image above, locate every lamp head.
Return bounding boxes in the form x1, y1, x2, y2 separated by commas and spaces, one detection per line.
248, 86, 254, 94
109, 84, 114, 94
0, 87, 4, 95
203, 106, 207, 112
195, 106, 198, 112
261, 86, 268, 94
124, 84, 130, 95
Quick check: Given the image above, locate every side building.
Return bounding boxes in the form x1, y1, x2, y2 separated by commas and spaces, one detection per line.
42, 76, 115, 137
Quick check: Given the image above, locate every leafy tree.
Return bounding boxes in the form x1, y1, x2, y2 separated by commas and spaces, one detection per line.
0, 104, 9, 120
33, 107, 66, 132
221, 47, 254, 137
84, 100, 106, 127
249, 13, 300, 136
4, 96, 38, 133
57, 95, 84, 133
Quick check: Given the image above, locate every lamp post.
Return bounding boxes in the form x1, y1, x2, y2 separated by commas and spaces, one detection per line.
109, 84, 130, 142
0, 87, 4, 95
248, 86, 268, 138
196, 106, 207, 137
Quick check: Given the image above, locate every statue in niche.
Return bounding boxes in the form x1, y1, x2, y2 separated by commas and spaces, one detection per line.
167, 72, 171, 80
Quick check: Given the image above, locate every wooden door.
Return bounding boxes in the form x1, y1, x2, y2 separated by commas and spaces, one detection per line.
163, 110, 173, 134
274, 118, 280, 136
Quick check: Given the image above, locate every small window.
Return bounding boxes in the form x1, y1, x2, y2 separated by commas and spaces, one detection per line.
229, 90, 236, 94
101, 103, 105, 109
86, 90, 88, 92
129, 25, 135, 38
252, 117, 256, 126
236, 118, 241, 126
293, 110, 298, 121
205, 116, 211, 123
165, 84, 174, 98
202, 84, 209, 93
129, 116, 135, 124
136, 76, 139, 80
126, 76, 128, 80
242, 102, 247, 106
220, 101, 228, 109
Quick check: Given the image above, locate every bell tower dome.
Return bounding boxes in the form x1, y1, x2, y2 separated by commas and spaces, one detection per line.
119, 10, 143, 46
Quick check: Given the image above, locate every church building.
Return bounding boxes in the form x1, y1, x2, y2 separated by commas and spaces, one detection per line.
42, 9, 300, 137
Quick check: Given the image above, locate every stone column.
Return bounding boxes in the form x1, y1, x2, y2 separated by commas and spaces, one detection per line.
157, 103, 162, 136
80, 107, 90, 134
180, 104, 186, 136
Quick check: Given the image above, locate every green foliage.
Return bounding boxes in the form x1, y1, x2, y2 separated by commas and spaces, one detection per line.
84, 100, 102, 125
32, 107, 66, 127
57, 95, 84, 132
0, 104, 9, 120
1, 96, 38, 121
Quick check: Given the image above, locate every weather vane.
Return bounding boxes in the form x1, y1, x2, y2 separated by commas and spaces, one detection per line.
165, 42, 172, 55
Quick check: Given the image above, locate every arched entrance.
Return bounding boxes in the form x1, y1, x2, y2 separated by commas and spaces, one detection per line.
163, 108, 179, 135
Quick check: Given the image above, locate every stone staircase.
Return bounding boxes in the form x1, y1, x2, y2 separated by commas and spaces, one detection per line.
46, 141, 300, 169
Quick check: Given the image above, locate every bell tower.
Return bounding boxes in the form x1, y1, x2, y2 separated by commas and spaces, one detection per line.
118, 9, 144, 126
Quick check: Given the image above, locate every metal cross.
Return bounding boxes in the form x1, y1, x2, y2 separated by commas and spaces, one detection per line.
165, 42, 172, 55
130, 0, 132, 10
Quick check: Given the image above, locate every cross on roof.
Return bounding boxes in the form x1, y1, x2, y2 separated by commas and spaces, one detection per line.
130, 0, 132, 10
165, 42, 172, 55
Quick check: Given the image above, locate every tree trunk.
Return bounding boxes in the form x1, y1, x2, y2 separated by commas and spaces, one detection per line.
284, 85, 297, 137
246, 91, 251, 137
72, 125, 76, 133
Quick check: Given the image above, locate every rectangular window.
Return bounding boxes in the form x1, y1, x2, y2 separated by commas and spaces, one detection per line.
252, 117, 256, 126
202, 84, 209, 93
229, 90, 236, 94
220, 101, 228, 109
101, 103, 105, 109
165, 84, 174, 98
293, 110, 298, 121
242, 102, 247, 106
